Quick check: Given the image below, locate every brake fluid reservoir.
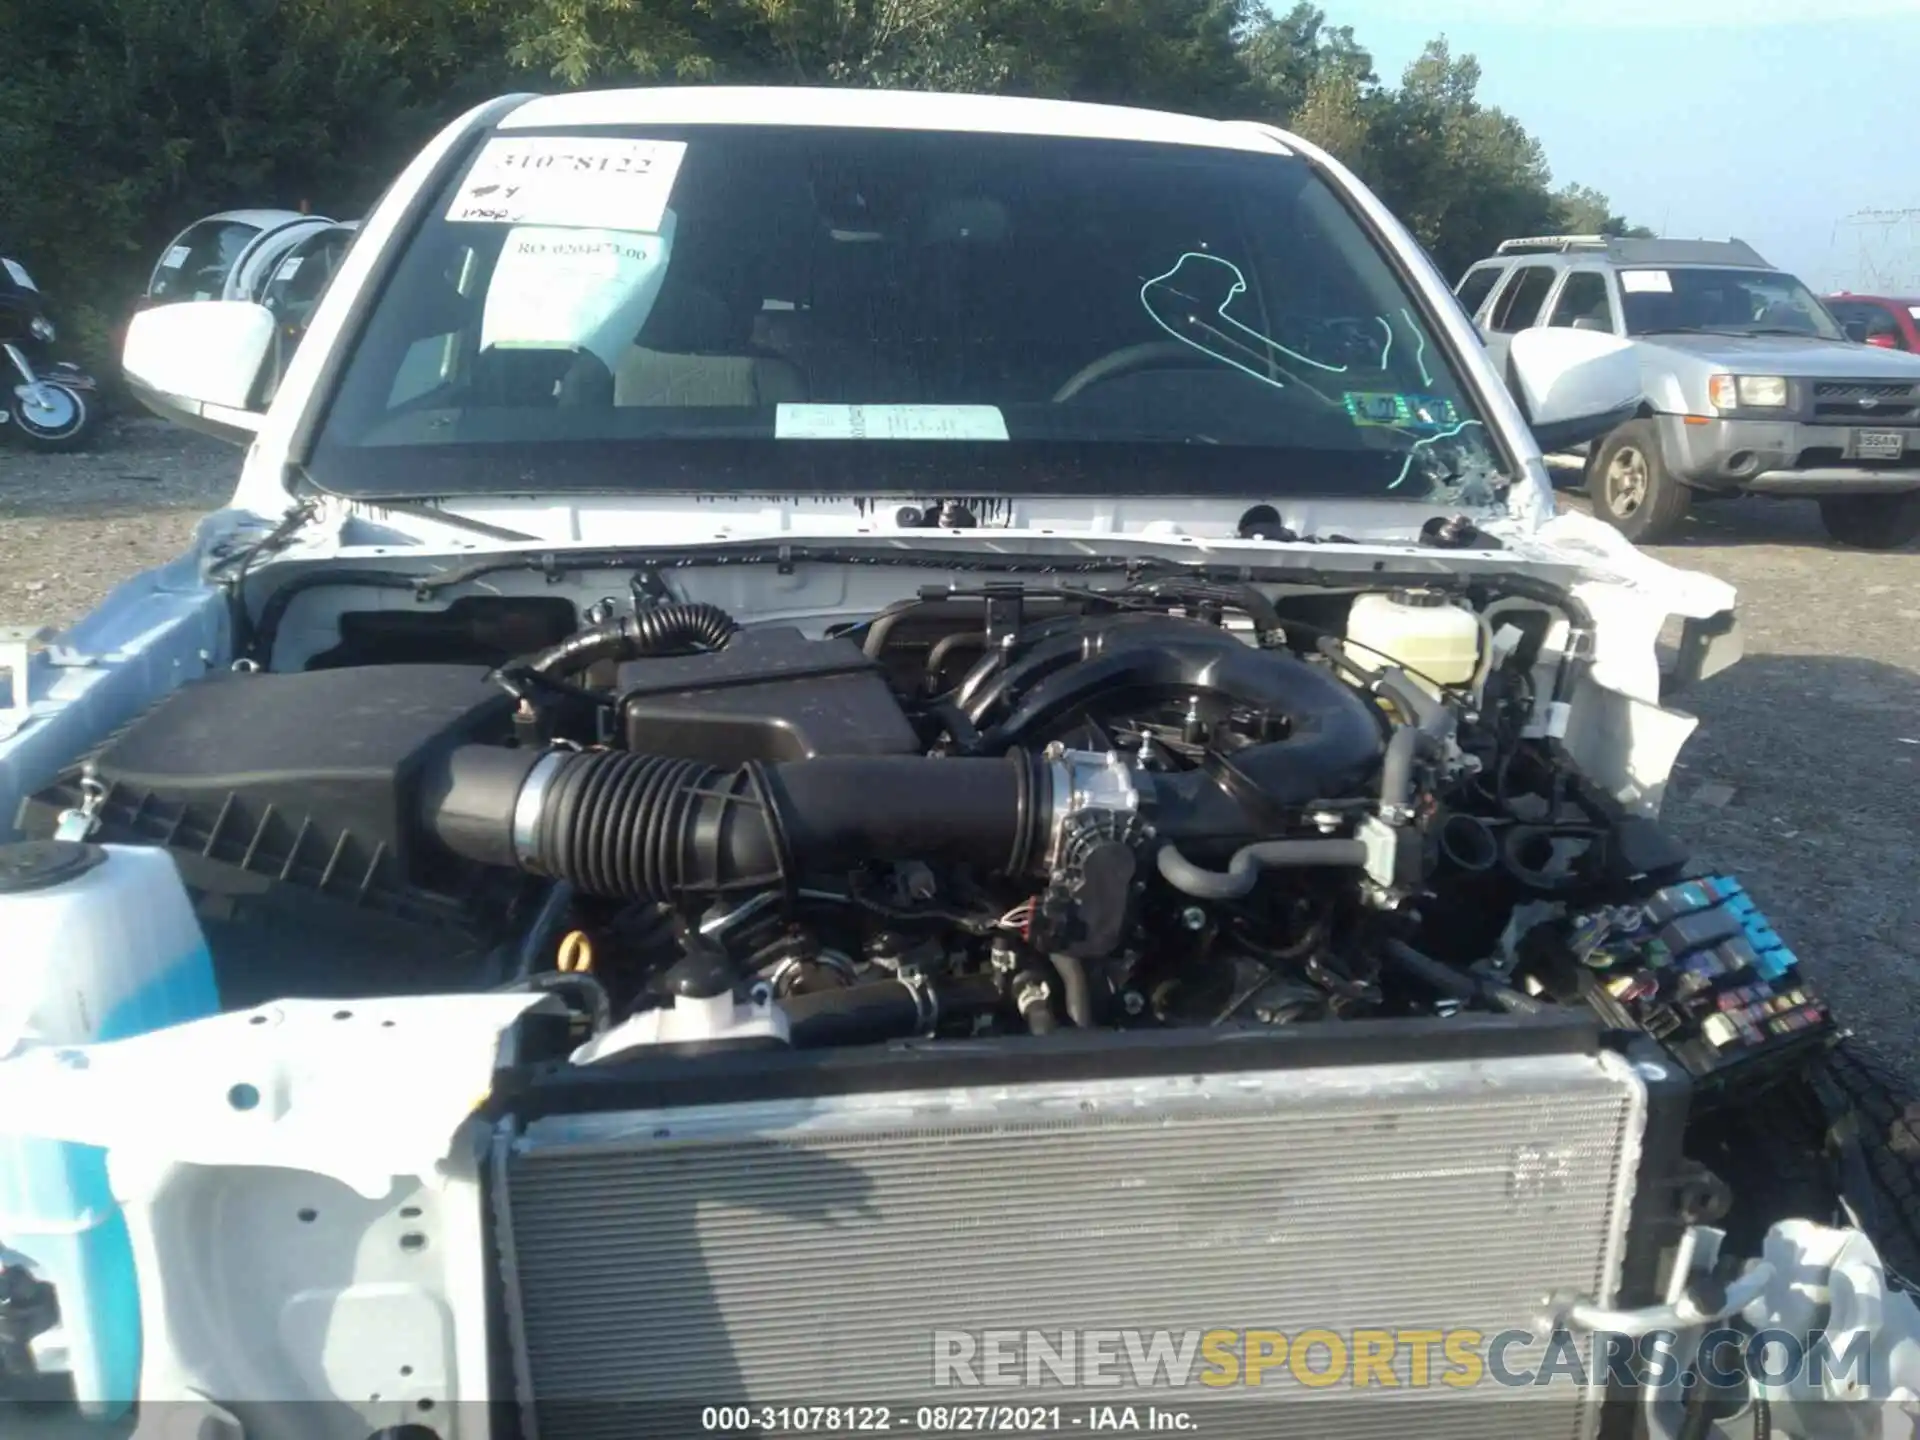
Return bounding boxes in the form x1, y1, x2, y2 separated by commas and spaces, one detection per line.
1346, 589, 1480, 700
0, 840, 220, 1418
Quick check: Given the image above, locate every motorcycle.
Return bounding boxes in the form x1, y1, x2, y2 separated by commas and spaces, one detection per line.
1, 254, 102, 452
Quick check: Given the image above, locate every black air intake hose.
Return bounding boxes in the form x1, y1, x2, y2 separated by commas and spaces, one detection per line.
521, 602, 739, 679
421, 746, 1048, 903
966, 617, 1385, 813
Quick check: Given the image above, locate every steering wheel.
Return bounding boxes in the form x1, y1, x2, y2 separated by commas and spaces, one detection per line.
1051, 341, 1211, 403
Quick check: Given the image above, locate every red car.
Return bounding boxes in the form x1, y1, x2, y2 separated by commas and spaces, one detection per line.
1826, 292, 1920, 351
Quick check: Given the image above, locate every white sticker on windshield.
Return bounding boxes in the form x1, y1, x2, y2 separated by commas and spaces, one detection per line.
1621, 270, 1673, 294
480, 219, 675, 374
449, 137, 687, 232
1, 259, 35, 292
775, 405, 1010, 441
276, 256, 304, 281
162, 245, 191, 270
1908, 306, 1920, 321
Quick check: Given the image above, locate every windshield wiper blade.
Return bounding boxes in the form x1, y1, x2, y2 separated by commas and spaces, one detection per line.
351, 496, 538, 542
281, 462, 539, 542
1744, 327, 1845, 340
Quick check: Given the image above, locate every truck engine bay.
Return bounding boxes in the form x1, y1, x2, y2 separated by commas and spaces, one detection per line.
21, 569, 1833, 1100
22, 561, 1920, 1440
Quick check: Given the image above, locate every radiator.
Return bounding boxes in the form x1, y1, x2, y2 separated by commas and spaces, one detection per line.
493, 1047, 1646, 1440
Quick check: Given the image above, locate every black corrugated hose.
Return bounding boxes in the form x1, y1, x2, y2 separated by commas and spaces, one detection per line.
523, 602, 739, 679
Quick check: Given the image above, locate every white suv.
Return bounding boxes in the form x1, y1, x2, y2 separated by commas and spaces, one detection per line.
1457, 235, 1920, 547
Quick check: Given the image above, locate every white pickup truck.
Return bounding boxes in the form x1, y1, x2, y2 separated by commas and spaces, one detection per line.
2, 86, 1917, 1440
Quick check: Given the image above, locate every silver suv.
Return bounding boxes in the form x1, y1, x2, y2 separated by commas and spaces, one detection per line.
1456, 235, 1920, 547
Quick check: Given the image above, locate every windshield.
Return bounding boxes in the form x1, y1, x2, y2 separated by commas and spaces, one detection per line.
309, 124, 1505, 503
1619, 266, 1845, 340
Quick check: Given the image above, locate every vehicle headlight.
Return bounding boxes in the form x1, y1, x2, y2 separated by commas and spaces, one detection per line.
28, 315, 55, 343
1708, 374, 1789, 409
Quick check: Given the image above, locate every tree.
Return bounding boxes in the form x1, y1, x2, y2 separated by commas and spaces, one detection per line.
0, 0, 1653, 376
1357, 41, 1561, 277
1287, 65, 1373, 168
1238, 2, 1373, 120
0, 0, 510, 361
1551, 182, 1653, 239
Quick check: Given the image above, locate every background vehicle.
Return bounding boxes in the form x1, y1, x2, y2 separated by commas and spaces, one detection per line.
1827, 292, 1920, 352
0, 252, 102, 452
141, 209, 334, 309
254, 219, 359, 402
1456, 235, 1920, 547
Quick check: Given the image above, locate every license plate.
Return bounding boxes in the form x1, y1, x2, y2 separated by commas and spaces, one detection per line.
1855, 429, 1906, 460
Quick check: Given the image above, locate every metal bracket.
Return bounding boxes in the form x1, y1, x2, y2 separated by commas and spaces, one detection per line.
982, 583, 1025, 646
1662, 608, 1743, 702
0, 625, 50, 707
52, 773, 107, 842
0, 625, 53, 739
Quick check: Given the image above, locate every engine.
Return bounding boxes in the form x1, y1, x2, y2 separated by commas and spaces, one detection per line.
19, 578, 1832, 1087
13, 575, 1869, 1440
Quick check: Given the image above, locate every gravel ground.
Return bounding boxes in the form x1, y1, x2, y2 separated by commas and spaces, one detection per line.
1, 421, 1916, 1074
0, 417, 234, 627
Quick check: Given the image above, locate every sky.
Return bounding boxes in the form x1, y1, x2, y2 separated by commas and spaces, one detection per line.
1325, 0, 1920, 294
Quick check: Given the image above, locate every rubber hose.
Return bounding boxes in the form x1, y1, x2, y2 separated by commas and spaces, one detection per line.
1016, 975, 1060, 1035
1156, 838, 1369, 901
523, 602, 738, 679
1381, 939, 1544, 1015
1312, 634, 1380, 689
1374, 668, 1452, 739
1380, 938, 1479, 1004
1379, 725, 1419, 810
423, 745, 1048, 903
1049, 952, 1097, 1028
778, 972, 1002, 1049
1437, 813, 1499, 874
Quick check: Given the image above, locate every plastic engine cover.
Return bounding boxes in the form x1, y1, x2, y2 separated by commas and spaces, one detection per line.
616, 627, 920, 766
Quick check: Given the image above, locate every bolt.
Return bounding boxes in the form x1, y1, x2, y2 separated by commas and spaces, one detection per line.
1180, 906, 1207, 931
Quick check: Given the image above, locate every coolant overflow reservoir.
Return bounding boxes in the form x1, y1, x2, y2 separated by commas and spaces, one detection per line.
0, 840, 219, 1420
1346, 589, 1480, 700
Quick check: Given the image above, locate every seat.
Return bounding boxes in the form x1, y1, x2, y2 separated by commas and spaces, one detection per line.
750, 305, 923, 403
472, 346, 615, 409
614, 281, 805, 407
